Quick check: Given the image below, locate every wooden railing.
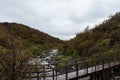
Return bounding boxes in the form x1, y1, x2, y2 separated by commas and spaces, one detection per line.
22, 54, 120, 80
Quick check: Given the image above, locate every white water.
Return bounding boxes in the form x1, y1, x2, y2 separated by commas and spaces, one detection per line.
28, 49, 58, 65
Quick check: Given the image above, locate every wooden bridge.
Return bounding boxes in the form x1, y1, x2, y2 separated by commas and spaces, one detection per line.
23, 54, 120, 80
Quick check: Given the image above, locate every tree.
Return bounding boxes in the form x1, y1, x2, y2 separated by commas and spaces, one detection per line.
0, 37, 33, 80
84, 25, 89, 32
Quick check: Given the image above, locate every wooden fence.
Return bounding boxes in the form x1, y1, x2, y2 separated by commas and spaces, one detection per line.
22, 53, 120, 80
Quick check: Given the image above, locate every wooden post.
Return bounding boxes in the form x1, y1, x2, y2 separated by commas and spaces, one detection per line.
100, 71, 103, 80
95, 62, 96, 72
65, 61, 68, 80
53, 68, 55, 80
55, 68, 57, 80
90, 73, 96, 80
92, 66, 93, 73
114, 56, 115, 66
108, 60, 110, 68
37, 72, 39, 80
91, 60, 94, 73
115, 56, 116, 65
43, 65, 45, 80
110, 69, 113, 80
86, 61, 88, 74
102, 59, 104, 70
118, 54, 120, 65
119, 54, 120, 65
118, 54, 120, 64
75, 60, 79, 79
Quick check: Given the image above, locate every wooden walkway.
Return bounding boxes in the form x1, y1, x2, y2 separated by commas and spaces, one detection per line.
23, 55, 120, 80
44, 62, 120, 80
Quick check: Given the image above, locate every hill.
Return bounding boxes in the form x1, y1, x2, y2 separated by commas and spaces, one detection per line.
0, 22, 63, 55
58, 12, 120, 59
0, 12, 120, 59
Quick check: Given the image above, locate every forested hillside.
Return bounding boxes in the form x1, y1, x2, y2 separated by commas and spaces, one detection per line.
0, 22, 63, 55
58, 12, 120, 59
0, 12, 120, 60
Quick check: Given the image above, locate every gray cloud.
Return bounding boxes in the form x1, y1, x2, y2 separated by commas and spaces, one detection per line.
0, 0, 120, 40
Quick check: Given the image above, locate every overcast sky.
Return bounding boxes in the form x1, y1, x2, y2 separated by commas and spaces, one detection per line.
0, 0, 120, 40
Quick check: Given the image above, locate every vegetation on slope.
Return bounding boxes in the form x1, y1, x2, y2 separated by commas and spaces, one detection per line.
0, 22, 63, 55
58, 12, 120, 60
1, 12, 120, 62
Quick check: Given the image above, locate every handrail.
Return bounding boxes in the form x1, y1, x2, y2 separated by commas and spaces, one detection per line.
22, 54, 120, 80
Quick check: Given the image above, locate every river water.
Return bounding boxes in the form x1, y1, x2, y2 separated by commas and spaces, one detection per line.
28, 49, 57, 65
